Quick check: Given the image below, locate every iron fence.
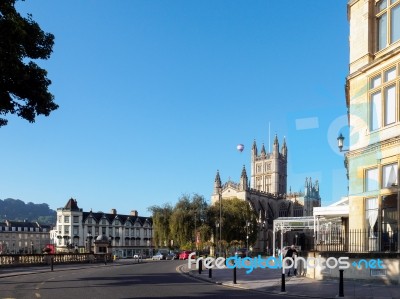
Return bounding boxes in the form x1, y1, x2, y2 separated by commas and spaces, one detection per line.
313, 229, 398, 253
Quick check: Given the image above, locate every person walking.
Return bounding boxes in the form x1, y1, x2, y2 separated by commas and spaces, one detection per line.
285, 245, 298, 276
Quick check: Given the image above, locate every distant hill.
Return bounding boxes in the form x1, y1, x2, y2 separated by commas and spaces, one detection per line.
0, 198, 56, 225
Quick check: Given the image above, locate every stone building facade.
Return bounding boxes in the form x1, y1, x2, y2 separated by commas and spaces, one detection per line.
54, 198, 153, 258
345, 0, 399, 251
211, 135, 299, 253
0, 220, 51, 254
287, 178, 321, 217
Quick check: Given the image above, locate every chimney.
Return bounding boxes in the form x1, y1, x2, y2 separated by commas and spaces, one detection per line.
130, 210, 138, 217
111, 209, 117, 215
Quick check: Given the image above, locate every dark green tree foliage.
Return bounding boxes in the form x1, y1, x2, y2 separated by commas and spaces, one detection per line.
0, 198, 56, 224
169, 194, 209, 249
147, 203, 173, 248
208, 197, 258, 246
0, 0, 57, 127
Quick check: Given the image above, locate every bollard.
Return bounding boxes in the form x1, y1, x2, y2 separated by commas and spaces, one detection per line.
281, 273, 285, 292
50, 257, 54, 272
209, 267, 212, 278
339, 269, 344, 297
198, 259, 202, 274
233, 267, 237, 284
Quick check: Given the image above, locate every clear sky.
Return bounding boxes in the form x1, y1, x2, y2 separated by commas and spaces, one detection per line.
1, 0, 350, 217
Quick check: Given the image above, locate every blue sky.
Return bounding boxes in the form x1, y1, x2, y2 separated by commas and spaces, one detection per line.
1, 0, 349, 217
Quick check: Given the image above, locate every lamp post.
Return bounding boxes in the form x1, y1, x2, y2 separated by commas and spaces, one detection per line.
149, 228, 152, 257
246, 221, 250, 253
295, 234, 298, 246
87, 231, 92, 253
219, 188, 222, 258
31, 241, 34, 254
337, 133, 349, 152
194, 211, 197, 254
216, 222, 219, 257
261, 221, 266, 254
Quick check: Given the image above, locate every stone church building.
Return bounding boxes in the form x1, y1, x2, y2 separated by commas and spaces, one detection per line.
211, 134, 321, 253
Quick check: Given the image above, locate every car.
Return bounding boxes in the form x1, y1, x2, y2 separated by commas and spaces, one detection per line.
234, 248, 249, 258
166, 253, 175, 260
165, 251, 179, 260
152, 252, 166, 260
179, 251, 195, 260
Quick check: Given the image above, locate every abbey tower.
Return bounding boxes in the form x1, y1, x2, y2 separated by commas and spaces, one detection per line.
251, 134, 287, 195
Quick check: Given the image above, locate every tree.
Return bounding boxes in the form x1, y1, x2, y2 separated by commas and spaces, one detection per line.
169, 194, 209, 249
0, 0, 58, 127
147, 203, 173, 248
208, 197, 258, 252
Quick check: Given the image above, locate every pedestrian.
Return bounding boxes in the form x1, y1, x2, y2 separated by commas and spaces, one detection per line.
285, 245, 298, 276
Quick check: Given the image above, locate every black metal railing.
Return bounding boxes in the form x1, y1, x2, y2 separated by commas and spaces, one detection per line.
313, 229, 398, 253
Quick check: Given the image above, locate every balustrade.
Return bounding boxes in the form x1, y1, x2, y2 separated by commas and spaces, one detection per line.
0, 253, 112, 267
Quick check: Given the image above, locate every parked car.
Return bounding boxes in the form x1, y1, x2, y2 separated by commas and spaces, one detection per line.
234, 248, 249, 258
152, 252, 166, 260
165, 251, 179, 260
179, 251, 195, 260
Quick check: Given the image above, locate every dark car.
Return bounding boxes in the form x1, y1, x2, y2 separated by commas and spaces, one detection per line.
166, 252, 179, 260
234, 248, 249, 258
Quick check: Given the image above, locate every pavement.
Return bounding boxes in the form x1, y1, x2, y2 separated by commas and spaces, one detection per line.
1, 259, 399, 299
180, 260, 400, 299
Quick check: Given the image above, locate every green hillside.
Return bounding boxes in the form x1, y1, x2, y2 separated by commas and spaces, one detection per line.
0, 198, 56, 225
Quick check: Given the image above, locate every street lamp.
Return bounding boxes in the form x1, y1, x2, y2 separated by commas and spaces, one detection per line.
337, 133, 349, 152
246, 221, 250, 254
31, 241, 34, 254
295, 234, 298, 246
216, 222, 219, 257
87, 231, 92, 253
219, 188, 222, 258
261, 221, 266, 254
194, 211, 197, 254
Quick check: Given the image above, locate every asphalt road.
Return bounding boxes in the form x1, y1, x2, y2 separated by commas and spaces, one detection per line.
0, 260, 296, 299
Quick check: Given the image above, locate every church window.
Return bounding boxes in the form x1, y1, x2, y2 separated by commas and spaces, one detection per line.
376, 0, 400, 51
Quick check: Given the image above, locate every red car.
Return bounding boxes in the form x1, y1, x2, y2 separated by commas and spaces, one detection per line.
179, 251, 195, 260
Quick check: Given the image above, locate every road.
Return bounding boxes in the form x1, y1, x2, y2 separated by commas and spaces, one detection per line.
0, 260, 296, 299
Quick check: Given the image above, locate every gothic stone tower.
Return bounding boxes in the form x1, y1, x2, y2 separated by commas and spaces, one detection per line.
251, 134, 287, 196
304, 177, 321, 217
